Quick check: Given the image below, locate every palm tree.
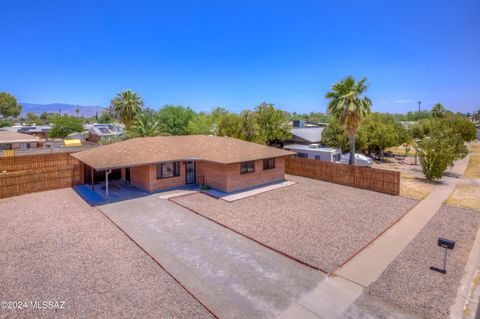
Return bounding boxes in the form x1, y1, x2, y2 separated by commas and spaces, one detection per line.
431, 103, 446, 118
325, 76, 371, 165
75, 107, 80, 118
127, 112, 166, 138
110, 89, 144, 126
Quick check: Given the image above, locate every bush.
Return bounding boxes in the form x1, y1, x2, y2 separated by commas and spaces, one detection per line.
200, 184, 211, 190
418, 130, 468, 180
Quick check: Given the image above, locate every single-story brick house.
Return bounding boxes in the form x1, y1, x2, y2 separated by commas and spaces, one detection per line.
71, 135, 294, 194
0, 131, 43, 151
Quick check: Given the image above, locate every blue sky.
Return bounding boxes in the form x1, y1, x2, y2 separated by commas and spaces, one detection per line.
1, 0, 479, 114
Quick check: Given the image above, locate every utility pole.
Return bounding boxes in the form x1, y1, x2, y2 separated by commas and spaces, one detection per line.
418, 101, 421, 112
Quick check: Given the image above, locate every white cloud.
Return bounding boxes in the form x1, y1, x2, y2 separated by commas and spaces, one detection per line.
392, 99, 416, 104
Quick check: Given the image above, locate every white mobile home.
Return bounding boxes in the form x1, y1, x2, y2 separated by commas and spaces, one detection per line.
284, 144, 342, 163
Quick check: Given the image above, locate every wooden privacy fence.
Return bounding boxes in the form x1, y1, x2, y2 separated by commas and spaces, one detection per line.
285, 157, 400, 195
0, 153, 80, 199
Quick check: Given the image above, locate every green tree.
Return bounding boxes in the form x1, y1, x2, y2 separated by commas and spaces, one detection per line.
218, 113, 241, 138
360, 113, 406, 159
39, 112, 55, 124
188, 112, 214, 135
157, 105, 195, 135
75, 107, 80, 118
238, 110, 259, 142
325, 76, 371, 164
0, 119, 13, 128
127, 111, 166, 138
321, 118, 367, 153
97, 111, 114, 124
0, 92, 22, 118
255, 102, 291, 144
110, 89, 143, 126
49, 114, 84, 138
25, 112, 39, 125
418, 129, 468, 180
431, 103, 446, 118
419, 113, 476, 142
321, 119, 349, 151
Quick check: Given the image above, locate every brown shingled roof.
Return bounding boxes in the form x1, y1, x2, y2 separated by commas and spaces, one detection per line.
71, 135, 294, 170
0, 131, 40, 143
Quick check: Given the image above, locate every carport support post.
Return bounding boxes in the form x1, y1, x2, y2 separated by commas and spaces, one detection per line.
105, 169, 112, 198
91, 168, 94, 190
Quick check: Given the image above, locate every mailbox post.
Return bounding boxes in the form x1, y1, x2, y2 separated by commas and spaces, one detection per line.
430, 238, 455, 274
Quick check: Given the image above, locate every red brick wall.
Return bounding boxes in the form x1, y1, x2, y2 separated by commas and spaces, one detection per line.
130, 165, 151, 190
94, 157, 286, 193
196, 161, 228, 191
130, 162, 186, 192
149, 162, 185, 191
225, 157, 285, 192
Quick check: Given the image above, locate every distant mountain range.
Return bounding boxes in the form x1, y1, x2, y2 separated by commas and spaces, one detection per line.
20, 103, 106, 117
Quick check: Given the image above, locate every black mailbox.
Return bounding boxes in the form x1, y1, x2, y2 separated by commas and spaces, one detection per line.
438, 238, 455, 250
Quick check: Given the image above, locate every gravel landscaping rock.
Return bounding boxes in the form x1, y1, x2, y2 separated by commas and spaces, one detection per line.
0, 188, 213, 319
172, 175, 418, 273
367, 205, 480, 319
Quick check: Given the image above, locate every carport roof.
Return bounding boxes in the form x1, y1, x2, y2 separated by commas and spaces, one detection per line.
71, 135, 294, 170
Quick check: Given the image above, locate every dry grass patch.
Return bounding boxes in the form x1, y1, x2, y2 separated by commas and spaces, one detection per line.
445, 181, 480, 212
400, 173, 435, 200
464, 143, 480, 179
386, 145, 416, 157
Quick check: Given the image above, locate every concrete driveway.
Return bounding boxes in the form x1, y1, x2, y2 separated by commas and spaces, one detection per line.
99, 195, 325, 319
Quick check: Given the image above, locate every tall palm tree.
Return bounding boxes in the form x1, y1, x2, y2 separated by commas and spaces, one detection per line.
431, 103, 446, 118
325, 76, 371, 165
127, 112, 166, 138
110, 89, 144, 126
75, 107, 80, 118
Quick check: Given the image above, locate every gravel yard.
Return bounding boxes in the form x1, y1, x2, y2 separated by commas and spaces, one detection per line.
367, 205, 480, 319
0, 189, 212, 319
171, 175, 418, 273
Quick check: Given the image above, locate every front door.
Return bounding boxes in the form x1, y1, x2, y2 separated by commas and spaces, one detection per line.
185, 161, 196, 184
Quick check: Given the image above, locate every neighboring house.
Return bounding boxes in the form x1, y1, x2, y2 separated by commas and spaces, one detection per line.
0, 131, 43, 150
84, 124, 124, 144
0, 125, 51, 139
284, 144, 342, 162
71, 135, 294, 194
289, 127, 325, 144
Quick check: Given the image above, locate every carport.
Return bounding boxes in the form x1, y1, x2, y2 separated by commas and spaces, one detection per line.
82, 164, 122, 197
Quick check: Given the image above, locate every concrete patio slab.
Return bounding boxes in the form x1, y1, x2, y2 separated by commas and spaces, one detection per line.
203, 180, 296, 202
158, 189, 198, 199
99, 195, 325, 319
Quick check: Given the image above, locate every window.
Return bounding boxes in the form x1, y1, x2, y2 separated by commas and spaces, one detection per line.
240, 161, 255, 174
263, 158, 275, 170
296, 153, 308, 158
315, 155, 322, 160
157, 162, 180, 179
333, 154, 341, 162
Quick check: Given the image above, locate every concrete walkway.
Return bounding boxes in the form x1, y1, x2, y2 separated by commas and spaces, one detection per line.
336, 154, 470, 287
99, 195, 325, 319
277, 155, 471, 319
